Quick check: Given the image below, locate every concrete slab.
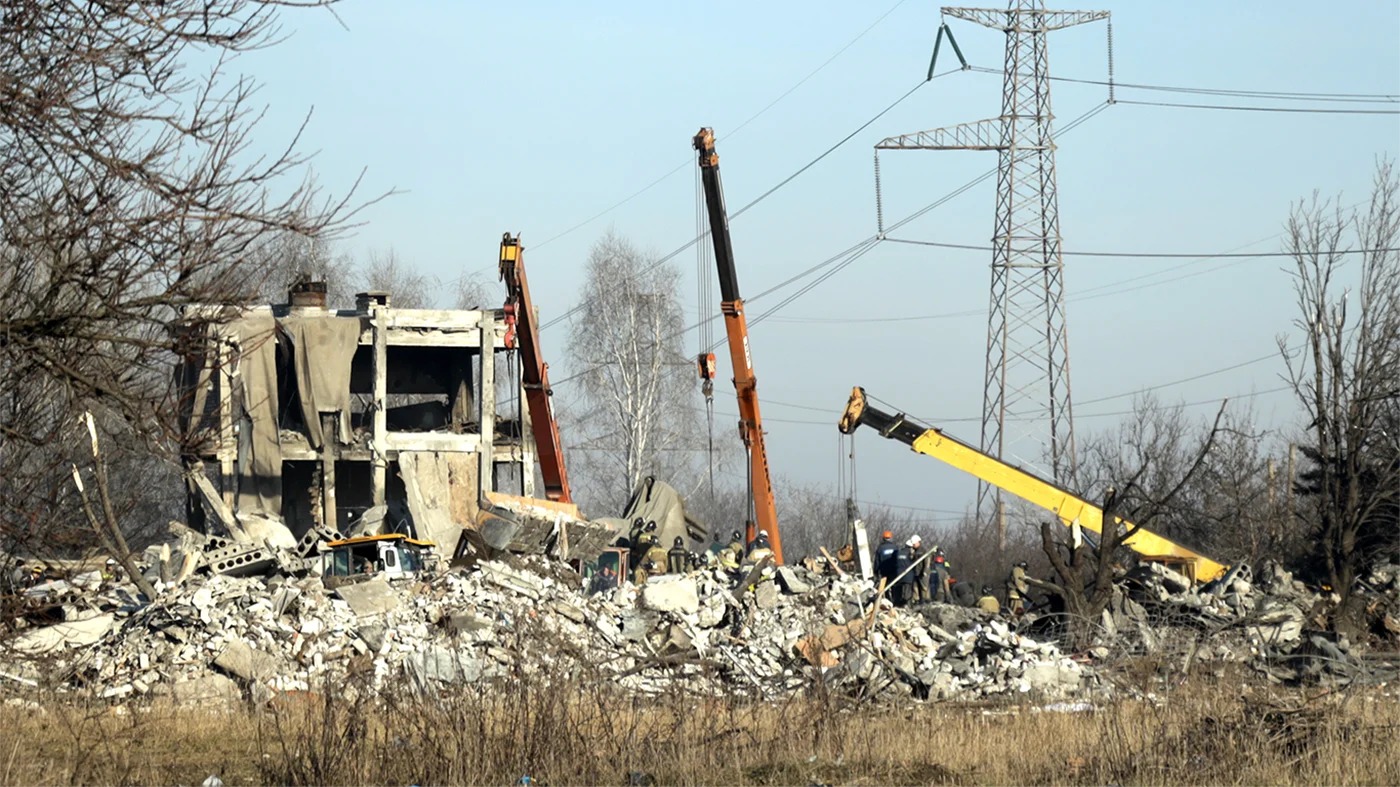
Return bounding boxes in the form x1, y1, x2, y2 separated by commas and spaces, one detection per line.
776, 567, 813, 594
334, 577, 401, 618
640, 577, 699, 614
12, 613, 114, 655
213, 640, 285, 683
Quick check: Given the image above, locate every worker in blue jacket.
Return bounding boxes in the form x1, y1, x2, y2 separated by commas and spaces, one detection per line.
874, 530, 900, 583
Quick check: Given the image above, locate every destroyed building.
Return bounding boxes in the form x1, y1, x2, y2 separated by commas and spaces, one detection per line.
175, 281, 541, 555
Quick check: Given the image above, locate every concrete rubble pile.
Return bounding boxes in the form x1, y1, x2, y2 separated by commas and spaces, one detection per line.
1, 554, 1093, 705
1114, 559, 1396, 685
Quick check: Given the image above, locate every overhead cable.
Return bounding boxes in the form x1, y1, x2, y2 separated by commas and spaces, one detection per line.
530, 0, 914, 252
881, 236, 1400, 258
968, 64, 1399, 103
540, 71, 955, 331
1116, 99, 1399, 115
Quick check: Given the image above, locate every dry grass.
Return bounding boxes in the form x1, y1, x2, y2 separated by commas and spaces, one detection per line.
1, 674, 1397, 786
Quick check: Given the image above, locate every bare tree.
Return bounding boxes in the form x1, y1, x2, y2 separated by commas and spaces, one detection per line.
564, 232, 705, 514
1071, 395, 1293, 565
358, 248, 437, 309
454, 271, 500, 311
0, 1, 366, 561
1026, 401, 1228, 648
1279, 159, 1400, 619
1182, 405, 1306, 566
250, 224, 357, 308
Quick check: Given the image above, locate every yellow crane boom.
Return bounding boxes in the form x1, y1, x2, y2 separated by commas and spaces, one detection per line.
837, 387, 1228, 583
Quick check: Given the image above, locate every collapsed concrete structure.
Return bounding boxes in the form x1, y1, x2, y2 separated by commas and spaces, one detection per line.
5, 532, 1396, 705
174, 282, 543, 554
3, 284, 1397, 710
2, 552, 1091, 702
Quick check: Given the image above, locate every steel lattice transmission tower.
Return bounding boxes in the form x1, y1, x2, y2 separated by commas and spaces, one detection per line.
877, 2, 1108, 546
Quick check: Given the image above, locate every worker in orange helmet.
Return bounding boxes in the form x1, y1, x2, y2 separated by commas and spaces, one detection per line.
930, 552, 952, 602
875, 530, 899, 583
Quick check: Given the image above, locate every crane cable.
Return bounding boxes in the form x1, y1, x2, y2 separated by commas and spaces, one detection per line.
695, 165, 717, 509
837, 431, 846, 501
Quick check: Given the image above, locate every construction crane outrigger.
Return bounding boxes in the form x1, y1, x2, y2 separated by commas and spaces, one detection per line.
498, 233, 572, 503
837, 387, 1228, 583
694, 128, 782, 564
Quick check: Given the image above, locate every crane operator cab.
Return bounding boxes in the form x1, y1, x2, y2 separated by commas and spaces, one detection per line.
322, 534, 437, 581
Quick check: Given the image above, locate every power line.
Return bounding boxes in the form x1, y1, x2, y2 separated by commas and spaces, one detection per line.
548, 104, 1114, 385
709, 465, 968, 517
764, 219, 1361, 324
882, 236, 1400, 258
743, 241, 884, 335
528, 0, 914, 253
726, 0, 913, 139
968, 64, 1400, 103
539, 71, 956, 332
755, 384, 1295, 431
729, 79, 931, 221
1076, 385, 1292, 420
1115, 99, 1400, 115
1074, 353, 1279, 406
531, 162, 692, 251
732, 105, 1110, 329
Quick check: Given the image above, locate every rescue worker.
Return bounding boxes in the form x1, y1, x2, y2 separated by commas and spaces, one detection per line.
747, 532, 773, 562
930, 552, 951, 602
667, 536, 689, 574
907, 535, 930, 604
976, 584, 1001, 614
630, 534, 650, 583
626, 520, 648, 570
7, 558, 30, 593
874, 531, 899, 583
644, 535, 668, 576
589, 565, 617, 595
726, 530, 745, 566
627, 517, 646, 546
891, 540, 915, 607
951, 577, 976, 607
1006, 560, 1030, 614
708, 536, 727, 562
739, 532, 778, 593
718, 544, 741, 573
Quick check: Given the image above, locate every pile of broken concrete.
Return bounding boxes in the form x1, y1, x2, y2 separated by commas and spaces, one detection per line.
1113, 559, 1396, 685
1, 557, 1094, 706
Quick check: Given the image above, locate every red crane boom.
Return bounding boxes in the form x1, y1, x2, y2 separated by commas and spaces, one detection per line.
694, 128, 783, 564
498, 232, 572, 503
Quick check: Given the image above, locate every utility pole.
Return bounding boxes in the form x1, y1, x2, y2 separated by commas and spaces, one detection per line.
876, 1, 1108, 547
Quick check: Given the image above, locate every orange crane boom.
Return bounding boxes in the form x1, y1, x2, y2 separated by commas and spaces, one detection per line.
498, 233, 572, 503
693, 128, 782, 563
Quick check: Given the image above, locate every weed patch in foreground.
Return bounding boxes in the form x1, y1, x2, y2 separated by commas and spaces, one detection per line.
1, 679, 1397, 786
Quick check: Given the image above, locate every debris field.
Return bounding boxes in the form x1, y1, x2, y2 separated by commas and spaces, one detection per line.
5, 523, 1396, 707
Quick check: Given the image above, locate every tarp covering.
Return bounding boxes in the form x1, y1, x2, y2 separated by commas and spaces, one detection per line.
282, 314, 360, 449
235, 317, 282, 516
621, 476, 705, 548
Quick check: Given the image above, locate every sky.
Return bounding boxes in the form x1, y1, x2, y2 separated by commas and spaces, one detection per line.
233, 0, 1400, 524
